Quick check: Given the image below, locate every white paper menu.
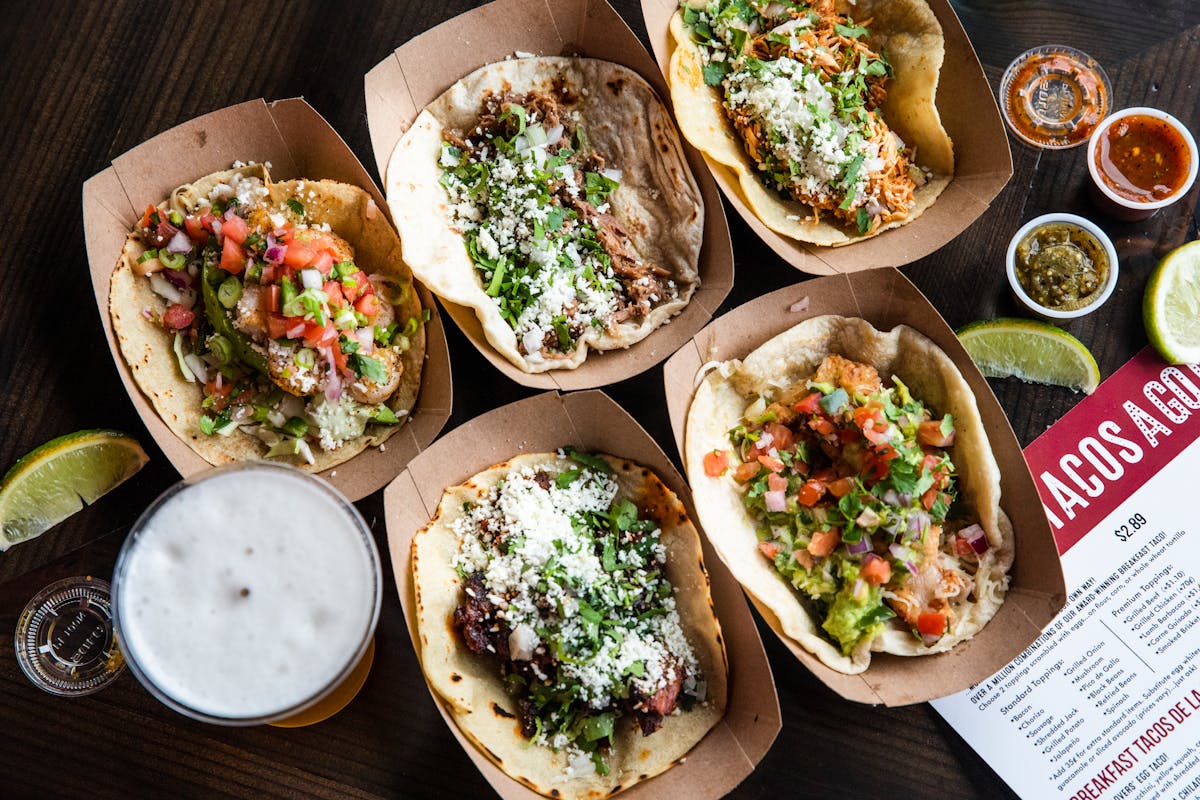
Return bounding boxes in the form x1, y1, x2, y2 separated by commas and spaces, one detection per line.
933, 349, 1200, 800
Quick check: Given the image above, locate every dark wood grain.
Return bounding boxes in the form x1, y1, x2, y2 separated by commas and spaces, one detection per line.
0, 1, 1198, 798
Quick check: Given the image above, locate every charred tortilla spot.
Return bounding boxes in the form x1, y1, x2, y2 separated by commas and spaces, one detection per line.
606, 77, 626, 95
550, 791, 561, 798
491, 702, 516, 719
638, 773, 648, 780
196, 130, 206, 147
608, 786, 622, 795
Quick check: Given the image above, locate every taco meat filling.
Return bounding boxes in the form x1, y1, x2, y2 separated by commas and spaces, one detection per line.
439, 90, 679, 359
129, 168, 423, 463
450, 452, 705, 778
707, 354, 990, 654
681, 0, 928, 234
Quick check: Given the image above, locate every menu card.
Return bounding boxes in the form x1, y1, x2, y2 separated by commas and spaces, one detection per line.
933, 348, 1200, 800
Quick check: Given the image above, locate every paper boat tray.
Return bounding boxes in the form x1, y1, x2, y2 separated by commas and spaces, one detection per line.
383, 390, 780, 798
662, 271, 1066, 705
82, 98, 453, 501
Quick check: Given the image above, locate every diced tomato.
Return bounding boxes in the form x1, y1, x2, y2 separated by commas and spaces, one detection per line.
220, 236, 246, 274
355, 293, 381, 319
860, 554, 892, 585
828, 477, 855, 498
332, 341, 348, 372
839, 427, 860, 443
917, 611, 948, 638
184, 215, 208, 242
763, 422, 795, 452
703, 450, 729, 477
953, 536, 976, 558
310, 250, 334, 276
322, 281, 344, 306
303, 323, 338, 350
283, 243, 316, 268
767, 473, 788, 493
259, 265, 276, 285
205, 374, 234, 410
811, 466, 837, 483
263, 285, 281, 313
917, 420, 955, 447
341, 271, 370, 302
758, 541, 781, 560
794, 549, 815, 570
163, 303, 194, 329
139, 203, 157, 229
221, 214, 249, 245
267, 313, 290, 339
793, 392, 821, 414
798, 479, 825, 507
733, 460, 761, 483
810, 417, 834, 436
807, 527, 841, 558
199, 212, 218, 233
921, 487, 939, 510
757, 454, 785, 473
922, 453, 952, 489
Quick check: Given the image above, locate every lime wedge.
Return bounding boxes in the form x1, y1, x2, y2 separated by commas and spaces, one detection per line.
957, 318, 1101, 394
1144, 239, 1200, 365
0, 430, 148, 550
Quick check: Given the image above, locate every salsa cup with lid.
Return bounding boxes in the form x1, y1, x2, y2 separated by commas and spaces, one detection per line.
1005, 213, 1119, 321
1087, 107, 1198, 221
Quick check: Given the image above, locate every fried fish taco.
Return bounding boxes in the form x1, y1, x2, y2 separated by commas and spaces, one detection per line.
412, 451, 727, 798
387, 56, 704, 373
684, 316, 1012, 674
110, 164, 426, 471
668, 0, 953, 245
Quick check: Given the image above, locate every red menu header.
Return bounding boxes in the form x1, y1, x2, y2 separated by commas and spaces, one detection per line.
1023, 348, 1200, 555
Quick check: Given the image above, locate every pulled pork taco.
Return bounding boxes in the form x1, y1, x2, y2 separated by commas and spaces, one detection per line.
387, 56, 704, 372
412, 450, 726, 798
668, 0, 954, 245
110, 164, 426, 471
684, 316, 1012, 674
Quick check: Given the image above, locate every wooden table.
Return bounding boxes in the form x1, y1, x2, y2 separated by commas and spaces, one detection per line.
1, 1, 1197, 797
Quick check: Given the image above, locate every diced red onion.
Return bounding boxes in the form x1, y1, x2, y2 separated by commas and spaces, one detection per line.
286, 320, 306, 339
214, 371, 224, 390
789, 296, 810, 313
211, 219, 223, 244
165, 230, 192, 254
882, 489, 901, 506
757, 431, 774, 450
888, 543, 908, 561
922, 633, 941, 646
959, 523, 989, 554
321, 347, 342, 402
224, 207, 239, 221
265, 244, 287, 264
764, 490, 787, 512
856, 507, 882, 528
845, 534, 872, 556
148, 273, 182, 304
852, 579, 867, 601
163, 269, 191, 290
355, 327, 375, 351
906, 511, 930, 540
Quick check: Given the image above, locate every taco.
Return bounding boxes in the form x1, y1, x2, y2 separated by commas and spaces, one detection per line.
684, 316, 1012, 674
386, 56, 704, 372
109, 164, 426, 471
411, 450, 727, 798
668, 0, 954, 245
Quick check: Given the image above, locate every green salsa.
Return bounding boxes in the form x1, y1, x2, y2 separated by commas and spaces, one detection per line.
1014, 222, 1108, 310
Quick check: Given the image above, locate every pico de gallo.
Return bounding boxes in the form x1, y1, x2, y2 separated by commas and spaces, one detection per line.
703, 354, 988, 654
130, 168, 425, 463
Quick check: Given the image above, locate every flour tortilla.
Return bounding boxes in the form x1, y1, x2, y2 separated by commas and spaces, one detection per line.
667, 0, 953, 246
411, 453, 727, 799
684, 316, 1012, 674
109, 166, 425, 472
386, 56, 704, 372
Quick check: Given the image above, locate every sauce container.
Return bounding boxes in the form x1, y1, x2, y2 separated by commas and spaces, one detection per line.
1006, 213, 1119, 321
1087, 107, 1198, 221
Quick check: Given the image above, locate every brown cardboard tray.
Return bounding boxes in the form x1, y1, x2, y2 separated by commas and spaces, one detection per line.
641, 0, 1013, 275
82, 98, 452, 501
662, 271, 1067, 705
382, 390, 780, 798
364, 0, 734, 390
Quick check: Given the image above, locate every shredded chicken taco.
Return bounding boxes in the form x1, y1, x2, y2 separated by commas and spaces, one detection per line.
412, 451, 727, 798
685, 317, 1012, 674
387, 56, 704, 372
110, 165, 426, 471
668, 0, 953, 245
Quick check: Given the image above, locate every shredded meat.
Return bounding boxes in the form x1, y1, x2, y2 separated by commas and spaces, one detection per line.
453, 572, 509, 660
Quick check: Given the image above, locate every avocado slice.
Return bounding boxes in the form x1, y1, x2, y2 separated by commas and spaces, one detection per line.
202, 262, 267, 375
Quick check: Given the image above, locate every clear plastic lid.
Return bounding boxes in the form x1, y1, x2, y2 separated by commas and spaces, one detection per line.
14, 576, 125, 696
1000, 45, 1112, 150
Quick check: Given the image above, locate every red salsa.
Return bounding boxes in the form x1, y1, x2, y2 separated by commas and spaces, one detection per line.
1095, 115, 1191, 202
